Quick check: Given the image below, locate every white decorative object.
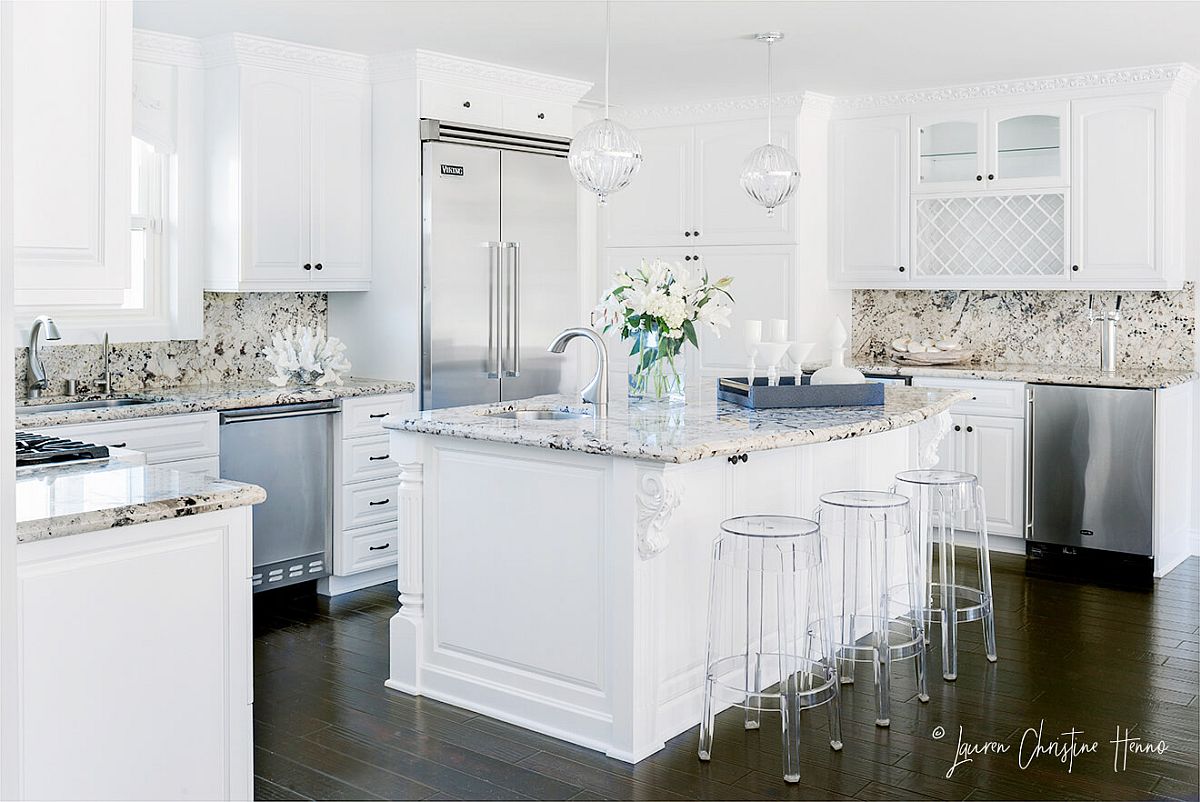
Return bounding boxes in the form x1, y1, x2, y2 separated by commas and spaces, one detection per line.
765, 318, 788, 343
739, 32, 800, 217
789, 341, 816, 381
263, 326, 351, 387
755, 341, 791, 387
918, 410, 954, 469
568, 1, 642, 206
810, 317, 866, 385
635, 469, 681, 558
888, 334, 973, 365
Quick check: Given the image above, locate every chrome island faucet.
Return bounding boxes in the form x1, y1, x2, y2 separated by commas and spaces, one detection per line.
25, 315, 62, 399
547, 327, 609, 418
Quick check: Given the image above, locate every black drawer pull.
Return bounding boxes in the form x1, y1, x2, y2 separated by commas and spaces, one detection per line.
368, 543, 391, 551
369, 498, 390, 506
368, 454, 390, 461
111, 442, 127, 448
369, 412, 389, 418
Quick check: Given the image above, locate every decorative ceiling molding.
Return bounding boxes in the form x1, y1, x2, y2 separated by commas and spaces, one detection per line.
836, 63, 1200, 111
620, 90, 835, 127
202, 33, 370, 81
133, 29, 205, 69
370, 50, 592, 103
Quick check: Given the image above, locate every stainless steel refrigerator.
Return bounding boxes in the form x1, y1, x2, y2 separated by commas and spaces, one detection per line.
421, 120, 579, 410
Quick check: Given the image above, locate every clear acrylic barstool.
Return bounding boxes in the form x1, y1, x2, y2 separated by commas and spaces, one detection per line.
698, 515, 843, 784
817, 491, 929, 728
894, 469, 998, 680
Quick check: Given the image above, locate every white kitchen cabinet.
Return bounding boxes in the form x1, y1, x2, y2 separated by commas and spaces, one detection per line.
206, 66, 371, 291
605, 117, 798, 248
830, 114, 910, 286
12, 0, 132, 306
913, 109, 988, 193
987, 102, 1069, 190
33, 413, 220, 466
17, 509, 253, 800
1070, 94, 1168, 286
420, 81, 504, 128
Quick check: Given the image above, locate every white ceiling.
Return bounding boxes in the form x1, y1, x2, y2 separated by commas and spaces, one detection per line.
133, 1, 1200, 106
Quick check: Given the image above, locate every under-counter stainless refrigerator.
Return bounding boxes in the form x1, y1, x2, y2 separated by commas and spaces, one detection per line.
421, 120, 579, 410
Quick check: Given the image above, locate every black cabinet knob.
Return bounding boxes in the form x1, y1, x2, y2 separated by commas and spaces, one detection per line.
953, 425, 961, 432
739, 453, 748, 463
987, 174, 995, 180
976, 175, 983, 181
314, 263, 323, 271
463, 100, 471, 108
898, 266, 906, 273
1072, 264, 1080, 272
684, 255, 692, 261
727, 453, 750, 465
537, 112, 545, 120
303, 263, 312, 271
966, 426, 974, 432
693, 230, 700, 237
684, 231, 691, 237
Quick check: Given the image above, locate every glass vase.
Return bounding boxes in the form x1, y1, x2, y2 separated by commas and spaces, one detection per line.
627, 327, 687, 405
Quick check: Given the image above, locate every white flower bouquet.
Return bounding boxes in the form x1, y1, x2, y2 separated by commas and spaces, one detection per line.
263, 326, 352, 387
594, 258, 733, 403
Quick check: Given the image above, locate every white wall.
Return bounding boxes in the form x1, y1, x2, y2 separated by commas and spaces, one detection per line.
1188, 90, 1200, 553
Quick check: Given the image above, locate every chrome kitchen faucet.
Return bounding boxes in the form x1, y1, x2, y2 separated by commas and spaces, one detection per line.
547, 327, 609, 417
25, 315, 62, 399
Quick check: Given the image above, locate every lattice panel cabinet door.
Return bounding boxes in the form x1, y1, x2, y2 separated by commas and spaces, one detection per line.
912, 192, 1068, 284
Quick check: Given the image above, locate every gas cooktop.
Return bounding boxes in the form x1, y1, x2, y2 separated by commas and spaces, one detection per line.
15, 431, 110, 470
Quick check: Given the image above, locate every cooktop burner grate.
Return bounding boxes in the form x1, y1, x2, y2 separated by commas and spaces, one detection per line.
15, 431, 111, 468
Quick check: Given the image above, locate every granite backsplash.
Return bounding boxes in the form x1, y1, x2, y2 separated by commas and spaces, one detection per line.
14, 292, 327, 397
851, 283, 1195, 370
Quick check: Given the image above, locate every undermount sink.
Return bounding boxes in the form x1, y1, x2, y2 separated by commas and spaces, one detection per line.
487, 409, 590, 421
23, 397, 157, 413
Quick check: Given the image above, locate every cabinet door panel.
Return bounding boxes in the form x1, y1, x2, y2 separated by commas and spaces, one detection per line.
730, 447, 799, 517
243, 69, 311, 284
912, 109, 988, 193
603, 126, 692, 247
830, 115, 909, 285
12, 0, 131, 303
692, 247, 793, 376
963, 415, 1024, 537
1071, 96, 1161, 282
311, 78, 371, 286
987, 102, 1069, 190
693, 118, 795, 245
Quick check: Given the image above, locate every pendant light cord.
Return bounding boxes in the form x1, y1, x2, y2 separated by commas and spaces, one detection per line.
604, 0, 611, 119
766, 38, 773, 145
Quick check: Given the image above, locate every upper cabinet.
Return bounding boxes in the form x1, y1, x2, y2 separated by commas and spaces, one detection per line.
12, 1, 133, 306
419, 81, 573, 138
604, 117, 798, 248
830, 66, 1193, 290
206, 61, 371, 291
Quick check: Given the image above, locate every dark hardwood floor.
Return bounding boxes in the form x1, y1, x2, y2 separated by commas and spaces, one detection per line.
253, 553, 1200, 801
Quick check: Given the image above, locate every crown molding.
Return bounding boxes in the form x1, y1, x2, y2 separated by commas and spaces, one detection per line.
202, 33, 370, 81
133, 29, 205, 69
370, 49, 592, 102
836, 63, 1200, 112
620, 90, 838, 127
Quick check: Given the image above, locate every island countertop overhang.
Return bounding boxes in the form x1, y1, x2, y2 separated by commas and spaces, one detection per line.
385, 385, 969, 464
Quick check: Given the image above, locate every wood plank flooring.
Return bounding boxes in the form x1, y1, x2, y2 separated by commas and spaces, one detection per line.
253, 554, 1200, 801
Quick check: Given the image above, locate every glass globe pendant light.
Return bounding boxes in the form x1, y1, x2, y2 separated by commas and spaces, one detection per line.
568, 1, 642, 206
740, 32, 800, 217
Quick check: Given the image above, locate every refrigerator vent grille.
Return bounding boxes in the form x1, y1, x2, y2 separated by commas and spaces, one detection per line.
421, 119, 570, 157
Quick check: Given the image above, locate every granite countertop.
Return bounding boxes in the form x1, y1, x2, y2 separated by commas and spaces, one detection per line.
385, 384, 966, 464
16, 376, 414, 428
854, 360, 1197, 389
16, 458, 266, 543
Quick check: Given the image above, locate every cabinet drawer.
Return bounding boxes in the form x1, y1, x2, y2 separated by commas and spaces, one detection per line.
421, 82, 503, 128
341, 394, 410, 439
343, 522, 399, 575
341, 435, 398, 483
35, 413, 220, 464
163, 455, 222, 478
912, 377, 1025, 417
501, 97, 572, 137
341, 476, 398, 530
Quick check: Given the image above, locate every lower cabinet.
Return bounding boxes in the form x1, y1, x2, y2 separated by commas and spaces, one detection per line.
16, 508, 253, 800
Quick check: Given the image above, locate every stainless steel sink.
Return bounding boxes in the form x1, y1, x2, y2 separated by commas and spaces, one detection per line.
22, 397, 157, 413
487, 409, 590, 421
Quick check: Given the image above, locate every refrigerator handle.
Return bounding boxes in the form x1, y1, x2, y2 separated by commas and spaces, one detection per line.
486, 242, 502, 379
1024, 388, 1034, 539
505, 242, 521, 377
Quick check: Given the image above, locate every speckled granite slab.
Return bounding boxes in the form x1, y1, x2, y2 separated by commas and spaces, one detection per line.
385, 385, 967, 464
16, 377, 414, 428
16, 459, 266, 543
854, 361, 1197, 389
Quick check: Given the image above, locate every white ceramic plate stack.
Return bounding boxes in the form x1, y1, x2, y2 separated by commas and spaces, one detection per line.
889, 336, 974, 366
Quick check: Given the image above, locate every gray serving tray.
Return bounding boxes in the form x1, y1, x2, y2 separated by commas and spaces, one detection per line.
718, 376, 885, 409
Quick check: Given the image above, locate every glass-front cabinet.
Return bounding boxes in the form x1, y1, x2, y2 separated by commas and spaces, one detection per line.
913, 104, 1069, 193
913, 110, 987, 192
988, 103, 1069, 189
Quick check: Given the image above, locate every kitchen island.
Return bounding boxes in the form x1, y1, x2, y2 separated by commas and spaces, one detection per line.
384, 385, 964, 762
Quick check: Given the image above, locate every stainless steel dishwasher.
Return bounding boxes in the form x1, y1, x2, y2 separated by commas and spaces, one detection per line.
219, 401, 335, 591
1026, 384, 1154, 560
